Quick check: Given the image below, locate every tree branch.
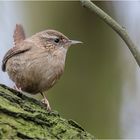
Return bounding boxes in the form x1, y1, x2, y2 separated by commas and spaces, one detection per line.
80, 0, 140, 67
0, 84, 94, 139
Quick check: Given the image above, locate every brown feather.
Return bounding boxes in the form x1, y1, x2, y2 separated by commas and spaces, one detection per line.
13, 24, 26, 46
2, 43, 31, 72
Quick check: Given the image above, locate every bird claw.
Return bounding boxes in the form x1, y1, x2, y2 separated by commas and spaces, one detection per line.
13, 85, 22, 92
41, 98, 51, 112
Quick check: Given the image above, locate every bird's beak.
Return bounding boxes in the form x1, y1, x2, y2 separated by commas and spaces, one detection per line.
65, 40, 83, 47
70, 40, 83, 45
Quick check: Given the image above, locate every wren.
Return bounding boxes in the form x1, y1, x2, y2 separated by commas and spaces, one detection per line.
2, 24, 82, 111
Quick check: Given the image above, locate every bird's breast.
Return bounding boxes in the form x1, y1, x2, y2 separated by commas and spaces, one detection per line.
6, 46, 67, 93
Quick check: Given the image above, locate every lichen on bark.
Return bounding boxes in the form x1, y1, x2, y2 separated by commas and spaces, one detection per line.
0, 84, 94, 139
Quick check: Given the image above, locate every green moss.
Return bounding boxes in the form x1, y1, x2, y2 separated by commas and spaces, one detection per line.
0, 84, 94, 139
0, 97, 25, 113
0, 85, 18, 99
0, 123, 18, 139
0, 113, 55, 139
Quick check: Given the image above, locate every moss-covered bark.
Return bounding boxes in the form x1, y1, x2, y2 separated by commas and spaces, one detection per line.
0, 84, 94, 139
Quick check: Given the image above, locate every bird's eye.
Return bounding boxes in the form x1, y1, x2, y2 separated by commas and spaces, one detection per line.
54, 38, 60, 43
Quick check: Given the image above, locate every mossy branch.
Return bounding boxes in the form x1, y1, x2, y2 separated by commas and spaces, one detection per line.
0, 84, 94, 139
80, 0, 140, 66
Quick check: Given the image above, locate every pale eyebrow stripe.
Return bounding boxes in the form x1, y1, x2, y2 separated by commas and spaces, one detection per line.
41, 34, 59, 40
49, 35, 59, 39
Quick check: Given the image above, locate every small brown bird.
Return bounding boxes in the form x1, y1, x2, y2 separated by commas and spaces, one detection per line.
1, 24, 82, 111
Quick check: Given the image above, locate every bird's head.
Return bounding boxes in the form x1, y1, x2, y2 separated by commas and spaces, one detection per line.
39, 29, 82, 50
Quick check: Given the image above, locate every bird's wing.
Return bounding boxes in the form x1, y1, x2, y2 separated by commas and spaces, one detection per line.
2, 44, 31, 72
2, 24, 29, 72
13, 24, 26, 46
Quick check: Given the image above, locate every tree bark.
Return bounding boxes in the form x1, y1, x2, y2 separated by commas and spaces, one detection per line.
0, 84, 94, 139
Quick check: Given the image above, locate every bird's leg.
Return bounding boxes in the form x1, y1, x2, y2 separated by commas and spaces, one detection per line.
40, 92, 51, 112
13, 84, 22, 92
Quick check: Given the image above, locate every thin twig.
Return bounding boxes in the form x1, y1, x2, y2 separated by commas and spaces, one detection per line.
80, 0, 140, 67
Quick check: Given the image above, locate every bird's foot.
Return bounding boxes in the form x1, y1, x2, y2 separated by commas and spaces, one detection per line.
40, 92, 51, 112
13, 85, 22, 92
41, 97, 51, 112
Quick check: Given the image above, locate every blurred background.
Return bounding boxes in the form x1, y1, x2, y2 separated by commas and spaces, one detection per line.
0, 1, 140, 139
